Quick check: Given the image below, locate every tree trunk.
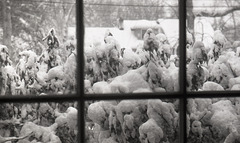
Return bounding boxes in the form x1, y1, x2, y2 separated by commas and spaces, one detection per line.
2, 0, 12, 58
225, 0, 237, 41
232, 12, 237, 41
187, 0, 195, 42
62, 4, 75, 42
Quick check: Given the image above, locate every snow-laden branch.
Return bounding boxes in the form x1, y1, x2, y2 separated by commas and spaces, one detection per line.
195, 6, 240, 17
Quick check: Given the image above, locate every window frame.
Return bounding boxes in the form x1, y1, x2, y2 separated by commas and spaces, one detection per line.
4, 0, 240, 143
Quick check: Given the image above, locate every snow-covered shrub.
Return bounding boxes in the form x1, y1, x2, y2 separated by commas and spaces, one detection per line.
84, 28, 180, 93
187, 98, 240, 143
86, 99, 179, 143
0, 102, 78, 143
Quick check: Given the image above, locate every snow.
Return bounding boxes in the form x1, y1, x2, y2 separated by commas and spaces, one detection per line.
129, 20, 162, 29
194, 17, 215, 51
67, 27, 76, 39
0, 28, 3, 42
19, 18, 30, 27
194, 18, 214, 39
157, 19, 179, 47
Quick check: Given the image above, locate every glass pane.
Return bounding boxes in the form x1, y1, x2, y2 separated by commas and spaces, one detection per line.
187, 98, 240, 142
187, 0, 240, 91
84, 0, 179, 94
85, 99, 179, 142
0, 101, 78, 142
0, 0, 77, 96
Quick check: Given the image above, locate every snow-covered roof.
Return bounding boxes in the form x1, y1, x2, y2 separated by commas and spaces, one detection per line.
125, 19, 179, 47
84, 27, 139, 49
125, 20, 162, 30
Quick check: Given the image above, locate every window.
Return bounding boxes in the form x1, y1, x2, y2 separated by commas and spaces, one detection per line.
131, 28, 160, 40
0, 0, 79, 142
2, 0, 239, 142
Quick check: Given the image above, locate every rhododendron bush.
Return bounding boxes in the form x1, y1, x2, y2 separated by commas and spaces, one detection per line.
85, 99, 179, 143
187, 98, 240, 143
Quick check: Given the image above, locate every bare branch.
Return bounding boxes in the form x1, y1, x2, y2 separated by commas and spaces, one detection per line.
14, 10, 42, 21
65, 4, 75, 22
0, 131, 33, 143
164, 1, 179, 18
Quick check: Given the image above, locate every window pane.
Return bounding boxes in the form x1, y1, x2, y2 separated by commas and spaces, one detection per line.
0, 101, 78, 142
187, 0, 240, 91
0, 0, 77, 96
187, 97, 240, 142
85, 99, 179, 142
84, 0, 179, 94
